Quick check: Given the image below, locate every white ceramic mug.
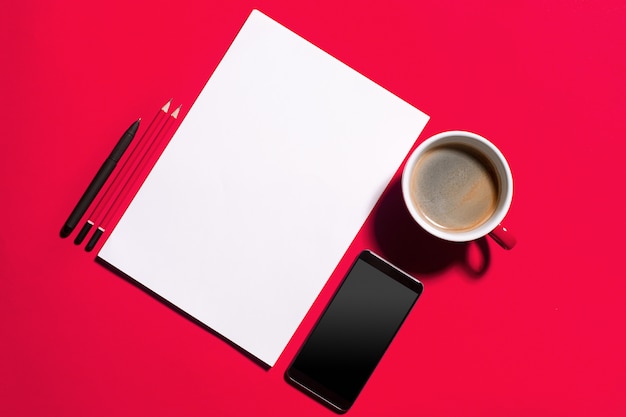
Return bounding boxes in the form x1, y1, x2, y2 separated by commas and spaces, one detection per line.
401, 131, 516, 249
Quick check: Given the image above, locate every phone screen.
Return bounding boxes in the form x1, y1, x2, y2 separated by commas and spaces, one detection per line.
286, 250, 423, 413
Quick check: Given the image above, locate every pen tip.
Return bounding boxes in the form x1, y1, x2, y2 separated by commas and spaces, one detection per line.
60, 225, 73, 238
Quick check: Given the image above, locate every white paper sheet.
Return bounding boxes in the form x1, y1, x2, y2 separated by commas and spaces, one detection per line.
98, 9, 429, 366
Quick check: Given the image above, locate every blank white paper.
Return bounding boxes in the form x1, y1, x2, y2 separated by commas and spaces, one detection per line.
98, 9, 429, 366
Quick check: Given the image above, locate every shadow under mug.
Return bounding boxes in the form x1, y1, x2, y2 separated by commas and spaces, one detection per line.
401, 131, 516, 250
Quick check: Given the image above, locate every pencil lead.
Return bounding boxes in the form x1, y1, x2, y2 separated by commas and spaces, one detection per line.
171, 104, 181, 119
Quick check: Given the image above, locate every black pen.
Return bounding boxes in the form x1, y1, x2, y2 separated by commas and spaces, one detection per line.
60, 119, 140, 238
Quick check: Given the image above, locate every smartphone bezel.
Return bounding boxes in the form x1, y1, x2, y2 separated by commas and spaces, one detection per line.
285, 250, 423, 413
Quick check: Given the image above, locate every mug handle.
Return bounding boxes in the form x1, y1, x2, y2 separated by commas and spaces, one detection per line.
488, 224, 517, 250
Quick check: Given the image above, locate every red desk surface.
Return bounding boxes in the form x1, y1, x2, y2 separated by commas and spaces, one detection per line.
2, 1, 625, 416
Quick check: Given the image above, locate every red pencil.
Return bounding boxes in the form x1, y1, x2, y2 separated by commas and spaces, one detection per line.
74, 99, 172, 244
85, 104, 181, 252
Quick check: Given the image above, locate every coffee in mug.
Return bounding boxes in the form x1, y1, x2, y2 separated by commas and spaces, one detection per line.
401, 131, 516, 249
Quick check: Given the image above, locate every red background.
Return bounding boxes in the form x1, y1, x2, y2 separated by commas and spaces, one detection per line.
2, 1, 625, 416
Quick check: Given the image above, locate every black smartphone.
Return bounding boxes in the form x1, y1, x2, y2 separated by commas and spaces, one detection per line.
286, 250, 423, 413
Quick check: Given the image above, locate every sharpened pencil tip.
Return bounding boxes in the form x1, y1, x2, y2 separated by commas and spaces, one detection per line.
162, 98, 172, 113
171, 105, 181, 119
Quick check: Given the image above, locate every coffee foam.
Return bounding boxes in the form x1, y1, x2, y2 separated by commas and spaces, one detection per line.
409, 144, 499, 232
